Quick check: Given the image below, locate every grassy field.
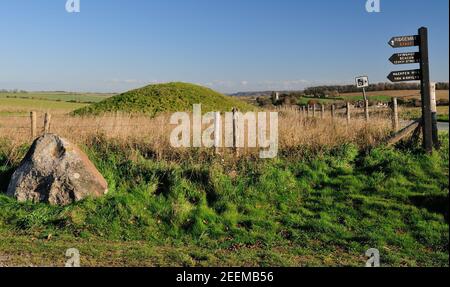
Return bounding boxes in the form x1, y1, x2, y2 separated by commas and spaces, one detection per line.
294, 90, 449, 105
401, 106, 449, 122
0, 110, 448, 266
0, 85, 448, 267
0, 98, 88, 115
0, 92, 113, 103
339, 90, 449, 102
297, 97, 338, 105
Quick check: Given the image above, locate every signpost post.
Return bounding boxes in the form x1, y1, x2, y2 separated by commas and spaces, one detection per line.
387, 27, 436, 153
418, 27, 433, 153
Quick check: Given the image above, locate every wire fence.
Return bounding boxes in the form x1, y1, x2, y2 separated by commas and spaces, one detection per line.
0, 102, 401, 133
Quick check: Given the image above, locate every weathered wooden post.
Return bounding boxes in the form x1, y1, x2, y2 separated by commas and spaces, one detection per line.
321, 104, 325, 119
312, 104, 316, 118
214, 112, 221, 155
430, 82, 440, 149
418, 27, 433, 153
391, 97, 399, 132
364, 100, 370, 121
346, 102, 351, 124
331, 104, 336, 119
306, 105, 310, 117
30, 111, 37, 139
44, 112, 51, 134
232, 108, 239, 157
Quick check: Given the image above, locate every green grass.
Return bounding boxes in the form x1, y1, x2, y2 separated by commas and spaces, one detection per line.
401, 107, 449, 122
0, 92, 113, 104
438, 114, 449, 122
0, 134, 448, 266
296, 95, 394, 106
0, 98, 88, 113
340, 95, 393, 102
73, 82, 256, 116
297, 97, 338, 105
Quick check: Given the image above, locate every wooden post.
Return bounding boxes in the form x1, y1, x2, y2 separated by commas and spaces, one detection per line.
232, 108, 239, 157
214, 112, 221, 155
30, 111, 37, 139
391, 98, 399, 132
387, 120, 421, 146
312, 104, 316, 118
306, 105, 310, 117
419, 27, 433, 153
331, 105, 336, 119
362, 87, 368, 102
346, 102, 351, 124
44, 112, 51, 134
321, 104, 325, 119
430, 82, 440, 149
364, 100, 370, 121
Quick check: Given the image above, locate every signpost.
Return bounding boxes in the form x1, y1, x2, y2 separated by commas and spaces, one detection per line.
387, 27, 437, 153
389, 52, 420, 65
418, 27, 434, 153
355, 76, 369, 101
387, 69, 421, 82
355, 76, 370, 121
388, 35, 419, 48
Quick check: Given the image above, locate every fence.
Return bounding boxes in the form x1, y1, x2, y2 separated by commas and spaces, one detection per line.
0, 98, 401, 157
274, 98, 400, 129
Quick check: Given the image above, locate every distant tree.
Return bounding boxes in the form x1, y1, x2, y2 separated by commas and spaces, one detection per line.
436, 82, 449, 90
256, 96, 271, 107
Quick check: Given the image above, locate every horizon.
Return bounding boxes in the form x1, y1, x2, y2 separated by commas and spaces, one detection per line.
0, 0, 449, 93
3, 80, 449, 95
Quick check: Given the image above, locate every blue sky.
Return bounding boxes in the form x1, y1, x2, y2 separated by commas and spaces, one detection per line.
0, 0, 448, 93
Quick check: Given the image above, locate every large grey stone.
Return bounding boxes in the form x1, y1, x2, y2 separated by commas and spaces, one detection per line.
7, 134, 108, 206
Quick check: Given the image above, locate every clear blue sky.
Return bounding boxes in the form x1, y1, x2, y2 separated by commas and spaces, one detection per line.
0, 0, 448, 93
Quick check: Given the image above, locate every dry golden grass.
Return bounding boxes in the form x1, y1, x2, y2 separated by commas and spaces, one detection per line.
277, 108, 391, 151
0, 107, 396, 164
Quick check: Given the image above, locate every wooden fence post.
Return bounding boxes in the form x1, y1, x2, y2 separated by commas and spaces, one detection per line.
312, 104, 316, 118
321, 104, 325, 119
232, 108, 239, 157
306, 105, 310, 117
331, 105, 336, 119
44, 112, 51, 134
214, 112, 221, 155
391, 97, 399, 132
430, 82, 440, 149
30, 111, 37, 139
364, 100, 370, 121
346, 102, 351, 124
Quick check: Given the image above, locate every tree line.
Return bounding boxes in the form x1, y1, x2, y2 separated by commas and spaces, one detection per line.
303, 82, 449, 97
0, 89, 28, 93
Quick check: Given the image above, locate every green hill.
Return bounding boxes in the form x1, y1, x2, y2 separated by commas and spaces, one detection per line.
73, 82, 255, 116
